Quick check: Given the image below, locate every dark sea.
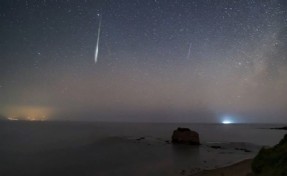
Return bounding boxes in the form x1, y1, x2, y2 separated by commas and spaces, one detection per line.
0, 121, 286, 176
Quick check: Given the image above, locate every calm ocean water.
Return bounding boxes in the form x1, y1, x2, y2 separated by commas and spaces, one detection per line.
0, 121, 286, 176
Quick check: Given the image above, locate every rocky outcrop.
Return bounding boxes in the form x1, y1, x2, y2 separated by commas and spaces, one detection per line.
172, 127, 200, 145
252, 134, 287, 175
270, 126, 287, 130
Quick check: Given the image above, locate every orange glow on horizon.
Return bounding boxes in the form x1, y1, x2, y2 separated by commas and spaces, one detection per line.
5, 106, 52, 121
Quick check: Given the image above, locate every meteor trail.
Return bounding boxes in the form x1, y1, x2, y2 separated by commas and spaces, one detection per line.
95, 14, 102, 64
186, 42, 192, 60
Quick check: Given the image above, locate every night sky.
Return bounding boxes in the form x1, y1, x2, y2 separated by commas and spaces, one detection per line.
1, 0, 287, 123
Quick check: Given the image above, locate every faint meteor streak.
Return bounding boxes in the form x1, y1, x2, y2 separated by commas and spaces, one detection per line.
95, 14, 102, 64
186, 42, 192, 60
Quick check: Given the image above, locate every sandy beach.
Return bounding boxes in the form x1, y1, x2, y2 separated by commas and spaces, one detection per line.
193, 159, 253, 176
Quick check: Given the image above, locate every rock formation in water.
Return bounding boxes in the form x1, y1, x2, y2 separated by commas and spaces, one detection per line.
172, 127, 200, 145
252, 134, 287, 175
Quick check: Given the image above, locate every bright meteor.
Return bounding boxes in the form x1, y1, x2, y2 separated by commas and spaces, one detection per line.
95, 14, 102, 64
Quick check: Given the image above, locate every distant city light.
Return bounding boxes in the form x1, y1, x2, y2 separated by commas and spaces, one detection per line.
5, 106, 51, 121
7, 117, 19, 121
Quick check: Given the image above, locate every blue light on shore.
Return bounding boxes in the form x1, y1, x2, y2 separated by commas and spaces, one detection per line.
221, 115, 235, 124
222, 120, 232, 124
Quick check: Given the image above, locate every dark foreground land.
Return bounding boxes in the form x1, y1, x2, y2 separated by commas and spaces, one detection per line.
194, 134, 287, 176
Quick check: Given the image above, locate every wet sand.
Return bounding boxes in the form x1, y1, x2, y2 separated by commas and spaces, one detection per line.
192, 159, 253, 176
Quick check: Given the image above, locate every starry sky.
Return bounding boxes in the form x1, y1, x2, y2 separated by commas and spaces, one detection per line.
1, 0, 287, 123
